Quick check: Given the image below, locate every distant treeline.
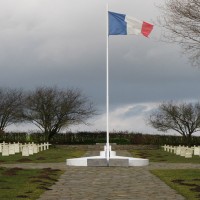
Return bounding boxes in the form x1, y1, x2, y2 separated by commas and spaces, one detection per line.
1, 131, 200, 146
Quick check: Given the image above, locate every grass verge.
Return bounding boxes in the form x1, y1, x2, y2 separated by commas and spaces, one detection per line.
129, 149, 200, 163
151, 169, 200, 200
0, 167, 63, 200
0, 145, 86, 164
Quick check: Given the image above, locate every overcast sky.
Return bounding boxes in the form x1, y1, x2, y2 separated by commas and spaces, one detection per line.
1, 0, 200, 134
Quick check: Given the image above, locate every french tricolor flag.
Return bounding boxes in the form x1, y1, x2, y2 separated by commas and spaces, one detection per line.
109, 11, 154, 37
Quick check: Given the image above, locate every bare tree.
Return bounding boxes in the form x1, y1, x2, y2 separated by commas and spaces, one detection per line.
148, 102, 200, 145
0, 88, 24, 131
158, 0, 200, 65
23, 87, 96, 141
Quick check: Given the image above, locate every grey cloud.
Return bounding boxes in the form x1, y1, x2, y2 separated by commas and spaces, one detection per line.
122, 105, 147, 118
1, 0, 200, 133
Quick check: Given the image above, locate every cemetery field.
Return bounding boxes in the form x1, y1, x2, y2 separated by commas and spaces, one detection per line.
0, 167, 63, 199
129, 149, 200, 163
0, 146, 86, 164
151, 169, 200, 200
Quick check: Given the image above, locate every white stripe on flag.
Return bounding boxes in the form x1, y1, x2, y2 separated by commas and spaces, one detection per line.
125, 16, 143, 35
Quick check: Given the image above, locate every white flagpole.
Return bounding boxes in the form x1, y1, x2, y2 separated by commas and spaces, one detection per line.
106, 3, 109, 162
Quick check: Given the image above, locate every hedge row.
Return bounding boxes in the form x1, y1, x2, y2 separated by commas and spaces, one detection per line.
0, 131, 200, 146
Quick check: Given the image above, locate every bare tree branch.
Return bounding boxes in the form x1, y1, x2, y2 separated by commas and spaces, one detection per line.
23, 87, 96, 141
0, 88, 24, 131
148, 101, 200, 145
157, 0, 200, 65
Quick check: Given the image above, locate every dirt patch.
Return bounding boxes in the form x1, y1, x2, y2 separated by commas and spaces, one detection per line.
41, 168, 61, 176
0, 160, 5, 163
30, 179, 45, 183
172, 179, 198, 187
41, 167, 52, 170
2, 167, 23, 176
36, 186, 52, 190
172, 179, 200, 197
36, 174, 57, 181
17, 158, 32, 162
25, 191, 33, 194
172, 179, 184, 184
41, 168, 61, 172
36, 157, 46, 160
191, 186, 200, 192
182, 183, 198, 187
192, 179, 200, 181
16, 195, 29, 198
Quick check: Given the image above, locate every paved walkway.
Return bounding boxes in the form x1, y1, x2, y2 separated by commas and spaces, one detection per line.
1, 151, 200, 199
38, 166, 185, 200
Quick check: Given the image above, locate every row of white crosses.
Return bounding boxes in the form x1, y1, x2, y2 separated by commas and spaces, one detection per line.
162, 144, 200, 158
0, 141, 51, 157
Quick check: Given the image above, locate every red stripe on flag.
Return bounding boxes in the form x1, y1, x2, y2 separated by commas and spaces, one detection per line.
141, 22, 153, 37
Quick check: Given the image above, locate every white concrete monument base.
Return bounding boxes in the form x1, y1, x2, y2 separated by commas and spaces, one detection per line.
66, 145, 149, 167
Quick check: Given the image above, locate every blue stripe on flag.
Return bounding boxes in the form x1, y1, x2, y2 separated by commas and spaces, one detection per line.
109, 11, 127, 35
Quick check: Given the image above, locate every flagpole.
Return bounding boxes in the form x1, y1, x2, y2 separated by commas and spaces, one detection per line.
106, 3, 109, 162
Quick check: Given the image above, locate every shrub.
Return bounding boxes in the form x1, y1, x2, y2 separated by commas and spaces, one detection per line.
1, 131, 200, 146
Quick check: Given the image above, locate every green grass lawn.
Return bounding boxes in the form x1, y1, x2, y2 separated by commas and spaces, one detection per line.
129, 149, 200, 163
0, 146, 85, 199
0, 167, 63, 200
0, 145, 86, 164
151, 169, 200, 200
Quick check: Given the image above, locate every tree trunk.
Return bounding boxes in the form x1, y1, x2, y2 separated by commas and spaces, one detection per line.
44, 132, 49, 142
183, 134, 192, 146
0, 129, 4, 135
48, 130, 57, 141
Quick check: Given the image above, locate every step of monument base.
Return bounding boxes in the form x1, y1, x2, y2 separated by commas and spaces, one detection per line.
87, 158, 107, 166
87, 158, 129, 167
109, 158, 129, 167
66, 156, 149, 167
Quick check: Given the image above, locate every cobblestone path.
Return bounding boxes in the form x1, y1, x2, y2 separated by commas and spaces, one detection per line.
38, 166, 185, 200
